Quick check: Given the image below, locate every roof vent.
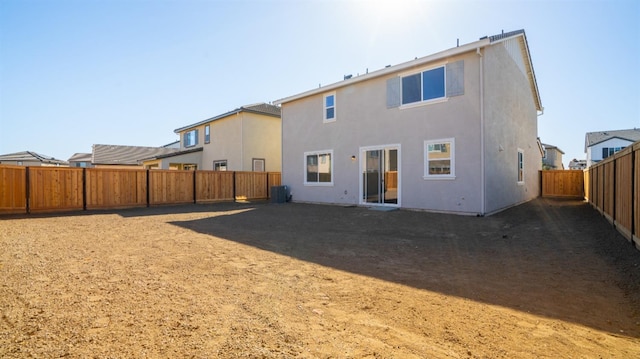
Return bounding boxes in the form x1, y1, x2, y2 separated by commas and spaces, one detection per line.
344, 74, 352, 80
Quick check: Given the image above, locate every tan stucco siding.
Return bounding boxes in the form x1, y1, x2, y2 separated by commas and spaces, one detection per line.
482, 43, 541, 214
241, 114, 282, 172
203, 115, 243, 171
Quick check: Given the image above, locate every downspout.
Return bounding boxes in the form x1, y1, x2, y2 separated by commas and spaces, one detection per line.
477, 47, 485, 216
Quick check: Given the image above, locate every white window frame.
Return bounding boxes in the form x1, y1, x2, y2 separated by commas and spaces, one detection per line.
423, 138, 455, 180
399, 64, 448, 109
213, 160, 228, 171
304, 149, 334, 186
323, 92, 336, 123
252, 158, 265, 172
517, 149, 524, 184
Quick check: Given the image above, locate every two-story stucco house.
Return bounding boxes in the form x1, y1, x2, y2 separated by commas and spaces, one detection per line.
143, 103, 281, 171
584, 128, 640, 167
274, 30, 543, 216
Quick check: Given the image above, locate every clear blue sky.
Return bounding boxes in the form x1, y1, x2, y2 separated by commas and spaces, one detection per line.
1, 0, 639, 167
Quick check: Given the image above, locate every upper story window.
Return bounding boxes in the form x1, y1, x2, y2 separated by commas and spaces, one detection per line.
402, 66, 445, 105
424, 138, 455, 179
324, 93, 336, 122
602, 147, 625, 159
517, 149, 524, 184
184, 129, 198, 148
204, 125, 210, 144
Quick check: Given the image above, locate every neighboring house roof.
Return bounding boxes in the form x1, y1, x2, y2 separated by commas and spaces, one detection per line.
274, 29, 542, 112
92, 144, 180, 165
174, 103, 281, 133
141, 147, 203, 161
0, 151, 68, 165
584, 128, 640, 151
541, 143, 565, 154
162, 140, 180, 148
68, 153, 92, 162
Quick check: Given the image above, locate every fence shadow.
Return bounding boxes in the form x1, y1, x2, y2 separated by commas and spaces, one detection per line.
168, 198, 640, 337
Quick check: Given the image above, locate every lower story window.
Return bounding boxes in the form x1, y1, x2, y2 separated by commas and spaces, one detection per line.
517, 149, 524, 183
304, 150, 333, 185
424, 138, 455, 179
253, 158, 265, 172
213, 160, 227, 171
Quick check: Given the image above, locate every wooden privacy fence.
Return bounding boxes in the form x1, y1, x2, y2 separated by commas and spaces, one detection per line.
540, 170, 585, 198
585, 142, 639, 249
0, 165, 281, 214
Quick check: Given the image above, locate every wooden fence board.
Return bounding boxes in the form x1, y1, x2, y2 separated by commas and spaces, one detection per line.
614, 152, 633, 238
86, 168, 147, 209
0, 167, 282, 214
29, 167, 84, 213
540, 170, 584, 198
603, 161, 615, 222
0, 165, 26, 214
235, 171, 268, 200
149, 170, 194, 205
196, 171, 235, 202
267, 172, 282, 198
635, 144, 640, 245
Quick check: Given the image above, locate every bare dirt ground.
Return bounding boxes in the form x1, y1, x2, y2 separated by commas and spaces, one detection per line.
1, 198, 639, 358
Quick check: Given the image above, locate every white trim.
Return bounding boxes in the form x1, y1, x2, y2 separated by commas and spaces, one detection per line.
399, 65, 447, 107
359, 144, 401, 208
424, 138, 455, 179
304, 149, 334, 186
517, 148, 524, 184
323, 92, 336, 123
273, 38, 490, 105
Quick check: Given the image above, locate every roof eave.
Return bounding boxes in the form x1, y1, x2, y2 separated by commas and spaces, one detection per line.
273, 37, 491, 105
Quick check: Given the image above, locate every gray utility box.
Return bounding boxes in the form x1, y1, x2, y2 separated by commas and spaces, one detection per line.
271, 185, 288, 203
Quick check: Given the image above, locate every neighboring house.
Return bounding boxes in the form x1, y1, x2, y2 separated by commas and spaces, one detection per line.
151, 103, 281, 171
584, 128, 640, 167
568, 159, 587, 170
541, 143, 564, 170
274, 29, 542, 216
0, 151, 68, 166
68, 153, 93, 168
92, 144, 180, 168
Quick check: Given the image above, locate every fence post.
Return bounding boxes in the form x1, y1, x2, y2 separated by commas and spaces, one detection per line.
232, 171, 237, 202
193, 169, 197, 204
146, 169, 150, 207
25, 166, 30, 214
82, 168, 87, 211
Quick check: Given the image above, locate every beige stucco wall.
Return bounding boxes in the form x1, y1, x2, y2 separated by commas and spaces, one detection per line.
482, 43, 541, 214
178, 112, 281, 172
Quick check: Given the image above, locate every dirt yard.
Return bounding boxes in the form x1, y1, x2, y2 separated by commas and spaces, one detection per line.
1, 198, 639, 358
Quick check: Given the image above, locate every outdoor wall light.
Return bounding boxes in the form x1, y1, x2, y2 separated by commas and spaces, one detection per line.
351, 155, 356, 161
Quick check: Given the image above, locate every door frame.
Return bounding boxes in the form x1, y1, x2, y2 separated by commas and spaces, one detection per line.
359, 144, 401, 207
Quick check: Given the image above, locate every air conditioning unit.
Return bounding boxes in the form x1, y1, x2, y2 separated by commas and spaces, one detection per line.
271, 185, 289, 203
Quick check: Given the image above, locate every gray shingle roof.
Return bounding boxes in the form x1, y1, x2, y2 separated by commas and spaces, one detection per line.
68, 153, 92, 162
0, 151, 69, 165
92, 144, 180, 165
174, 103, 281, 133
585, 128, 640, 149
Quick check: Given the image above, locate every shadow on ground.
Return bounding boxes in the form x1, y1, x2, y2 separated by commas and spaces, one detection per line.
166, 198, 640, 336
